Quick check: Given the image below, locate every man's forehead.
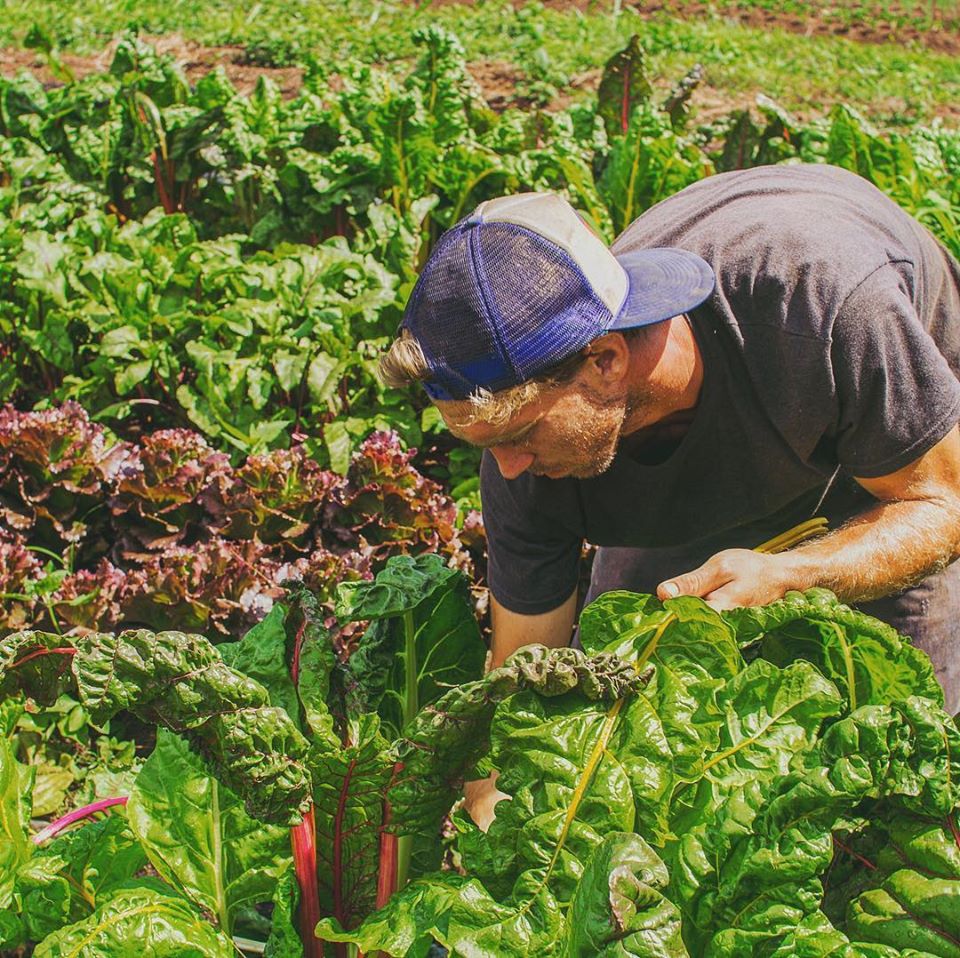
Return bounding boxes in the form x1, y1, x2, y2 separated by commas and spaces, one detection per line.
437, 401, 539, 447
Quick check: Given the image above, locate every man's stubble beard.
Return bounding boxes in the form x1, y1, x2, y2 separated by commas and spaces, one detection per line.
564, 384, 653, 479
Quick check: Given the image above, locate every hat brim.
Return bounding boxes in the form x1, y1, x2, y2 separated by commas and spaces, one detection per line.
607, 248, 715, 330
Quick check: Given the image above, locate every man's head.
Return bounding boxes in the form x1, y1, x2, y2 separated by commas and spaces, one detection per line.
380, 192, 715, 478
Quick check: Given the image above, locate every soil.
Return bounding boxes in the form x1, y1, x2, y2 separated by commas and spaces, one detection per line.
0, 35, 305, 100
0, 0, 957, 121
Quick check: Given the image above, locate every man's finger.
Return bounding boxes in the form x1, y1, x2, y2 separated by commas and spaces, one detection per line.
657, 554, 734, 601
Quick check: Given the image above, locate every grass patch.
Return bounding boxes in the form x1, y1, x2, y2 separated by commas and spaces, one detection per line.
0, 0, 957, 125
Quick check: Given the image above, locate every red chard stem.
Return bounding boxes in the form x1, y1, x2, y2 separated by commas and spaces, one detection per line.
292, 806, 324, 958
33, 796, 128, 845
11, 647, 77, 670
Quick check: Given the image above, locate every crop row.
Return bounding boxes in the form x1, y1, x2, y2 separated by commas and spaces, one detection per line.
2, 560, 957, 955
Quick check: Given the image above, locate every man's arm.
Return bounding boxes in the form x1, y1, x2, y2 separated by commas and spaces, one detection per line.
489, 588, 578, 669
658, 425, 960, 610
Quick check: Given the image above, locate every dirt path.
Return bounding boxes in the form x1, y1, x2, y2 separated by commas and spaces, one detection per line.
0, 36, 306, 100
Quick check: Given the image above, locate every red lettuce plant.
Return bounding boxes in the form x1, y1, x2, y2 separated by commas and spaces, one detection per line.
109, 429, 231, 552
0, 402, 131, 547
50, 560, 131, 632
202, 446, 342, 548
0, 406, 478, 639
328, 431, 468, 567
0, 528, 41, 629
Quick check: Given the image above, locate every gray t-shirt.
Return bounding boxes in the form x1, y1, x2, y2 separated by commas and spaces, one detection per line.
481, 164, 960, 614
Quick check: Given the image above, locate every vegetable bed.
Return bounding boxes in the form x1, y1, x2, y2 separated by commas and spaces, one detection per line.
2, 556, 957, 956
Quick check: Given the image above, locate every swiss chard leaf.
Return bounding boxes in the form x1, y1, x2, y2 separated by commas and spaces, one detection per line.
320, 647, 653, 955
218, 603, 299, 724
311, 712, 394, 931
596, 35, 654, 140
845, 871, 960, 957
668, 657, 842, 835
336, 552, 486, 738
31, 883, 236, 957
564, 832, 689, 957
127, 729, 290, 936
580, 592, 741, 782
0, 735, 33, 917
726, 588, 943, 710
17, 815, 146, 942
0, 629, 312, 824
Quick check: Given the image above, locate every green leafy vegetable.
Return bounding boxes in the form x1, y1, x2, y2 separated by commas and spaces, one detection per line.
31, 884, 236, 957
127, 730, 290, 935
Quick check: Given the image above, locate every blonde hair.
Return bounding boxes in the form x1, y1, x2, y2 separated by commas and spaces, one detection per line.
378, 330, 589, 428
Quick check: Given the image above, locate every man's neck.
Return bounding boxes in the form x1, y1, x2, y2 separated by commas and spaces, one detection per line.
621, 314, 704, 437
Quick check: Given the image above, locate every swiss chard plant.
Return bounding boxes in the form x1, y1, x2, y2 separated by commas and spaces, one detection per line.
318, 589, 958, 957
0, 552, 492, 955
3, 577, 958, 956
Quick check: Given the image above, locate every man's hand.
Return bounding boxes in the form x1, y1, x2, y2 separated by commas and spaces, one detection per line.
657, 549, 801, 610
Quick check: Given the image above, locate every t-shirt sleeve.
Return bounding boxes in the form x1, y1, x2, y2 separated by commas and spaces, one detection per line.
480, 451, 582, 615
830, 264, 960, 478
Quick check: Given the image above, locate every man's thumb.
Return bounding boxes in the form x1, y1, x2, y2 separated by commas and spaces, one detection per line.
657, 558, 727, 601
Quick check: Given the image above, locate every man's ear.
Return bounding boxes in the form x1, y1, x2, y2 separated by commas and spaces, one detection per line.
579, 332, 631, 389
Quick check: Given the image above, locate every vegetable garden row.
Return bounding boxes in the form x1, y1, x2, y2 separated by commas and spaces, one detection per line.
1, 22, 959, 958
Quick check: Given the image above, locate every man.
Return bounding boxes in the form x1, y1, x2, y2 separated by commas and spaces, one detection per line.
380, 165, 960, 715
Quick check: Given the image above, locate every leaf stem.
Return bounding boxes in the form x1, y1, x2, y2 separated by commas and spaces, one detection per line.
402, 610, 418, 728
949, 812, 960, 852
375, 785, 400, 958
32, 796, 128, 845
210, 776, 231, 934
395, 610, 418, 891
832, 834, 877, 870
375, 795, 399, 910
291, 806, 324, 958
10, 646, 77, 670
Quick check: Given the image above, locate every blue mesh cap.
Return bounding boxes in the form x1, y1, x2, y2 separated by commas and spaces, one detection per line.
401, 192, 716, 401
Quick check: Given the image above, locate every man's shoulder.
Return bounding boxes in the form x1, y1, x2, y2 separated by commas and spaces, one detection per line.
615, 164, 920, 344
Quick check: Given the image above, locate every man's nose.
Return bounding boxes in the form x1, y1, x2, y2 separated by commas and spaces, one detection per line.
490, 446, 535, 479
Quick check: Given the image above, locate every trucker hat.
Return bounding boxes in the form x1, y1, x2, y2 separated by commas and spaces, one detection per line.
401, 192, 716, 401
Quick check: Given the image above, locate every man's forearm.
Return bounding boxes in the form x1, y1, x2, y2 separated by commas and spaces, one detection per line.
488, 589, 578, 670
784, 495, 960, 603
